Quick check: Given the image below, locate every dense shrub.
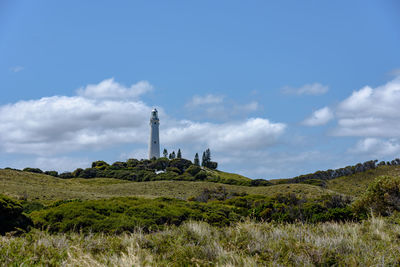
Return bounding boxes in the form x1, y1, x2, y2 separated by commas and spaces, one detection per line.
185, 165, 201, 176
250, 179, 273, 186
0, 194, 32, 235
224, 193, 355, 223
44, 171, 58, 177
30, 197, 240, 233
92, 160, 110, 170
58, 172, 73, 179
353, 175, 400, 217
34, 157, 250, 186
169, 158, 192, 173
23, 168, 43, 174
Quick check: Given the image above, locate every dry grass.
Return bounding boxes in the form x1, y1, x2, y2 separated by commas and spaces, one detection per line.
1, 217, 400, 266
0, 169, 333, 203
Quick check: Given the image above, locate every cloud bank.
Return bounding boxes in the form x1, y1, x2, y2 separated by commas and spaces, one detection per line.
0, 79, 285, 168
334, 76, 400, 137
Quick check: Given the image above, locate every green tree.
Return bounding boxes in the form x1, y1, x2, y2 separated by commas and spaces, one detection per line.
194, 153, 200, 166
163, 148, 168, 158
177, 149, 182, 159
169, 151, 176, 159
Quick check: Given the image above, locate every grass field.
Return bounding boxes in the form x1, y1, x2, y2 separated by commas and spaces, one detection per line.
2, 217, 400, 266
3, 165, 400, 266
0, 169, 333, 203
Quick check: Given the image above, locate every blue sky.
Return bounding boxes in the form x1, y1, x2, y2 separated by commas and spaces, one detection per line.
1, 1, 400, 178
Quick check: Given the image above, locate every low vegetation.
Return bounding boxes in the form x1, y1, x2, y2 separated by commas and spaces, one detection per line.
2, 159, 400, 265
0, 169, 332, 203
2, 217, 400, 266
20, 156, 253, 186
26, 192, 355, 234
0, 194, 32, 235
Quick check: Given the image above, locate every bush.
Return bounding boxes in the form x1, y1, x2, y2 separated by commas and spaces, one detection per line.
353, 175, 400, 217
30, 197, 240, 233
23, 168, 43, 174
44, 171, 58, 177
78, 168, 100, 178
169, 158, 192, 173
185, 165, 201, 176
59, 172, 74, 179
91, 161, 110, 170
109, 161, 127, 170
0, 194, 32, 235
250, 179, 272, 186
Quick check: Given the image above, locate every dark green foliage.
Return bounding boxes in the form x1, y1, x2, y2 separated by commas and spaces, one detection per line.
169, 158, 192, 173
0, 194, 32, 235
30, 197, 240, 233
194, 153, 200, 166
91, 161, 110, 170
72, 168, 83, 177
185, 165, 201, 176
126, 158, 139, 168
148, 157, 169, 170
23, 168, 43, 174
78, 168, 99, 178
353, 175, 400, 217
207, 161, 218, 170
194, 171, 207, 180
20, 200, 45, 214
177, 149, 182, 159
109, 161, 127, 170
166, 167, 181, 174
283, 159, 380, 185
29, 192, 357, 234
163, 148, 168, 158
44, 171, 58, 177
201, 149, 217, 169
58, 172, 73, 179
30, 156, 236, 185
224, 193, 355, 223
250, 179, 273, 186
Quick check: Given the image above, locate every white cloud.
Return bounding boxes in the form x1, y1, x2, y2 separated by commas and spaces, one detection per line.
349, 138, 400, 158
0, 78, 284, 166
333, 76, 400, 137
302, 107, 334, 126
10, 66, 24, 73
0, 79, 154, 155
186, 94, 224, 107
77, 78, 153, 99
282, 83, 329, 96
162, 118, 286, 151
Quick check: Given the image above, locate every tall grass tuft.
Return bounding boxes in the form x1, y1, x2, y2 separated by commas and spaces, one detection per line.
2, 217, 400, 266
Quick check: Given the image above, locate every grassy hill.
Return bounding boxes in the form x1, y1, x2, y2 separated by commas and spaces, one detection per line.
2, 164, 400, 204
0, 169, 333, 203
326, 165, 400, 197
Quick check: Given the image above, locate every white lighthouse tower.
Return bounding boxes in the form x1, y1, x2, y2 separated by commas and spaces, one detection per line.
149, 108, 160, 159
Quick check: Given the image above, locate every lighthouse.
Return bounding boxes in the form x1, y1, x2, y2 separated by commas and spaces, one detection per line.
149, 108, 160, 159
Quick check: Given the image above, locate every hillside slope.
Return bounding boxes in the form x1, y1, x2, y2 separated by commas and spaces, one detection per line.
326, 165, 400, 197
0, 169, 332, 203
